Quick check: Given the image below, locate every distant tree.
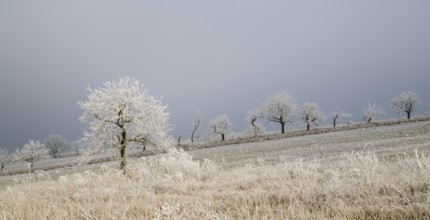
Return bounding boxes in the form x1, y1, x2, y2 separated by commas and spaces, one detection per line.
301, 102, 326, 131
177, 136, 182, 147
14, 140, 47, 172
260, 91, 297, 134
44, 134, 69, 158
208, 114, 232, 141
0, 147, 10, 173
246, 108, 265, 137
79, 77, 171, 174
362, 103, 386, 123
330, 107, 352, 127
191, 111, 201, 143
391, 91, 421, 119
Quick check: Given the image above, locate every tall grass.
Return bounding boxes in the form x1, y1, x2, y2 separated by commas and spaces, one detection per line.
1, 148, 429, 219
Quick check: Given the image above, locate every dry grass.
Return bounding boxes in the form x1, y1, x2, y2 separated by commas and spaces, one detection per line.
1, 148, 430, 219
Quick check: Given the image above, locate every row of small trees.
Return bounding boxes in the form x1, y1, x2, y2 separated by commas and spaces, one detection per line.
200, 91, 423, 141
0, 135, 70, 173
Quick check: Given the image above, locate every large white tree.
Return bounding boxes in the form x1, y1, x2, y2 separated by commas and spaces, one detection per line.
330, 106, 352, 127
391, 91, 421, 119
79, 77, 171, 173
44, 134, 69, 158
301, 102, 326, 131
362, 103, 386, 123
208, 114, 232, 141
14, 140, 47, 172
260, 91, 297, 134
0, 146, 10, 173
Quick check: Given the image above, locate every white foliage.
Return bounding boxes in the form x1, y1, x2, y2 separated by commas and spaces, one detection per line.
246, 108, 265, 137
301, 102, 326, 129
260, 91, 298, 133
208, 114, 233, 140
362, 103, 386, 122
330, 106, 352, 127
14, 140, 48, 170
391, 91, 421, 119
0, 146, 10, 172
44, 134, 69, 158
79, 76, 171, 153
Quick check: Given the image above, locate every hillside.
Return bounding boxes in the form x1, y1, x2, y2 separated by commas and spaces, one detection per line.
1, 116, 430, 177
1, 119, 430, 219
190, 118, 430, 169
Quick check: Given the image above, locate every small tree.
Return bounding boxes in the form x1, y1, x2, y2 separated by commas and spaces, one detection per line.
79, 76, 171, 174
362, 103, 386, 123
14, 140, 47, 172
208, 114, 232, 141
391, 91, 421, 119
260, 91, 297, 134
247, 108, 265, 137
301, 102, 326, 131
191, 111, 201, 143
330, 107, 352, 127
0, 147, 10, 173
44, 134, 69, 158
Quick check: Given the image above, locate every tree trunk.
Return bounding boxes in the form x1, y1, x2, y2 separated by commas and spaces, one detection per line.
221, 133, 225, 142
281, 122, 285, 134
119, 131, 127, 174
407, 111, 411, 119
1, 162, 4, 173
333, 115, 338, 127
307, 124, 310, 131
191, 131, 195, 143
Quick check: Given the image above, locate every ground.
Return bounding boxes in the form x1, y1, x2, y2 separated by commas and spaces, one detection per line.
1, 120, 430, 219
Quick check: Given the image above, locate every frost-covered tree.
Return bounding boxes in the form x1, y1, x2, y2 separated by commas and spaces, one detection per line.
260, 91, 297, 134
330, 106, 352, 127
44, 134, 69, 158
14, 140, 47, 172
79, 76, 170, 174
0, 147, 10, 173
301, 102, 326, 131
191, 111, 201, 143
391, 91, 421, 119
246, 108, 265, 137
362, 103, 386, 123
208, 114, 232, 141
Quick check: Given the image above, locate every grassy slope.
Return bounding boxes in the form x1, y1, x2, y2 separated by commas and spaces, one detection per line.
1, 120, 430, 219
190, 120, 430, 169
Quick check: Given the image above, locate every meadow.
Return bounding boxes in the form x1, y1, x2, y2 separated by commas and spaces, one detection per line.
1, 120, 430, 219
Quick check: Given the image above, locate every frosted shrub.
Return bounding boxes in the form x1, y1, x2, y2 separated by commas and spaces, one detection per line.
136, 148, 213, 181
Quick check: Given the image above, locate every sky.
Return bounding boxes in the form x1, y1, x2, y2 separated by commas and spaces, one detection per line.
1, 1, 430, 151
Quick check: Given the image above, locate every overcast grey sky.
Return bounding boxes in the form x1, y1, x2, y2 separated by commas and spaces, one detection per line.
1, 1, 429, 151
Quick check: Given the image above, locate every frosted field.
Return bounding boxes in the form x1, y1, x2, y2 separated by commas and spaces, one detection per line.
1, 120, 430, 219
1, 120, 430, 183
190, 120, 430, 168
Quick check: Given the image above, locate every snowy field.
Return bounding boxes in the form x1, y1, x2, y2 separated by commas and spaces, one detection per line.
1, 119, 430, 182
190, 120, 430, 168
1, 120, 430, 219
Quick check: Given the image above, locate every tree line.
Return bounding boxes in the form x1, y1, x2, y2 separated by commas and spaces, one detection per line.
195, 91, 422, 142
0, 77, 425, 175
